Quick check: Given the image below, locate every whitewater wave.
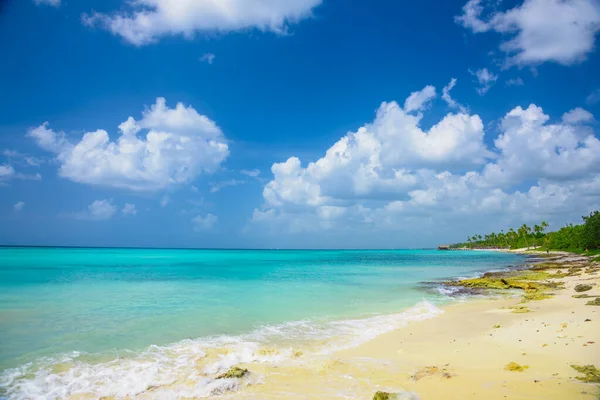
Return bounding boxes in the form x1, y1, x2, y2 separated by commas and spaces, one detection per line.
0, 301, 442, 399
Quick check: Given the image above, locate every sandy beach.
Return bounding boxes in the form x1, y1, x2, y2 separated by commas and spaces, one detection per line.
215, 253, 600, 400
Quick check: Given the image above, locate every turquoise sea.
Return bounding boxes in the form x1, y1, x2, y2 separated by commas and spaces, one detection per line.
0, 247, 525, 399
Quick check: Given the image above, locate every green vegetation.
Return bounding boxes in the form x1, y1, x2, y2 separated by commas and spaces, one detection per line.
216, 366, 249, 379
574, 284, 593, 292
451, 211, 600, 252
570, 365, 600, 383
504, 362, 528, 372
373, 392, 394, 400
586, 298, 600, 306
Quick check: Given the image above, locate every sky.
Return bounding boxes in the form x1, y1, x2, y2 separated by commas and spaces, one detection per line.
1, 0, 600, 249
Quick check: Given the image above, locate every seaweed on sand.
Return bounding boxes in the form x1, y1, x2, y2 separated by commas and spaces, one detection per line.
571, 365, 600, 383
504, 362, 528, 372
216, 366, 249, 379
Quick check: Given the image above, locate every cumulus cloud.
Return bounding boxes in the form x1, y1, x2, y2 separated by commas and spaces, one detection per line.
470, 68, 498, 95
251, 83, 600, 239
122, 203, 137, 216
200, 53, 215, 64
562, 108, 595, 124
13, 202, 25, 212
82, 0, 322, 46
481, 105, 600, 185
403, 85, 436, 113
28, 98, 229, 191
33, 0, 60, 6
73, 200, 118, 221
259, 84, 492, 213
191, 213, 217, 231
456, 0, 600, 67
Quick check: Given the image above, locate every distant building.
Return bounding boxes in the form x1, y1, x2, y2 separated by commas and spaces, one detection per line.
438, 245, 450, 250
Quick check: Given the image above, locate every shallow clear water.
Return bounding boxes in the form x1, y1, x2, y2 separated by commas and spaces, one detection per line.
0, 247, 525, 398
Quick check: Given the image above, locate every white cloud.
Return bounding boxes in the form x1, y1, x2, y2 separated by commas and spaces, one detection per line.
470, 68, 498, 95
28, 98, 229, 191
73, 200, 117, 221
441, 78, 467, 112
481, 104, 600, 185
210, 179, 245, 193
241, 169, 261, 177
33, 0, 60, 7
3, 149, 46, 167
160, 195, 170, 207
191, 213, 217, 231
562, 108, 595, 124
13, 202, 25, 212
403, 85, 436, 113
456, 0, 600, 67
83, 0, 322, 46
506, 77, 524, 86
0, 164, 41, 185
200, 53, 215, 64
587, 89, 600, 105
251, 84, 600, 239
0, 164, 15, 179
122, 203, 137, 216
259, 84, 492, 213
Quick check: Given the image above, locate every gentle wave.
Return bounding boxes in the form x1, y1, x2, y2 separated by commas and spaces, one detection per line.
0, 301, 442, 399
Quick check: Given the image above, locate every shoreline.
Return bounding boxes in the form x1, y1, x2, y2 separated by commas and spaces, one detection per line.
2, 251, 598, 399
222, 252, 600, 399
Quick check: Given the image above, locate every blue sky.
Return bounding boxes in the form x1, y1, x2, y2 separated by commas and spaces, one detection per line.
1, 0, 600, 248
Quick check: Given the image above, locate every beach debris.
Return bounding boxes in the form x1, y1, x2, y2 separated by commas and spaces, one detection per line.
493, 323, 501, 328
585, 298, 600, 306
411, 365, 454, 381
372, 391, 420, 400
570, 365, 600, 383
318, 359, 345, 374
292, 350, 303, 358
573, 294, 596, 298
504, 362, 529, 372
585, 319, 592, 322
575, 284, 593, 292
373, 392, 394, 400
216, 366, 249, 379
510, 306, 531, 313
542, 344, 548, 347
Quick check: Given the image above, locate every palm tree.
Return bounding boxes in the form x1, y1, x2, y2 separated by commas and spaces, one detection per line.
533, 224, 541, 248
518, 224, 531, 248
508, 228, 517, 248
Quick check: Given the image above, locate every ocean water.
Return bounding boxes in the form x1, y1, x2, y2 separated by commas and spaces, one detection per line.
0, 247, 525, 399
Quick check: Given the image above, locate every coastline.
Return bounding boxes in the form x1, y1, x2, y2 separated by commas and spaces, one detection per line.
2, 251, 598, 399
219, 252, 600, 399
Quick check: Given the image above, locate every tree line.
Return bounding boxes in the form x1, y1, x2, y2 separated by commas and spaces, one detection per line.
450, 210, 600, 253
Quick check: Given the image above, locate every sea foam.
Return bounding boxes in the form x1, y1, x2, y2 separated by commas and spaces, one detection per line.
0, 301, 442, 399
